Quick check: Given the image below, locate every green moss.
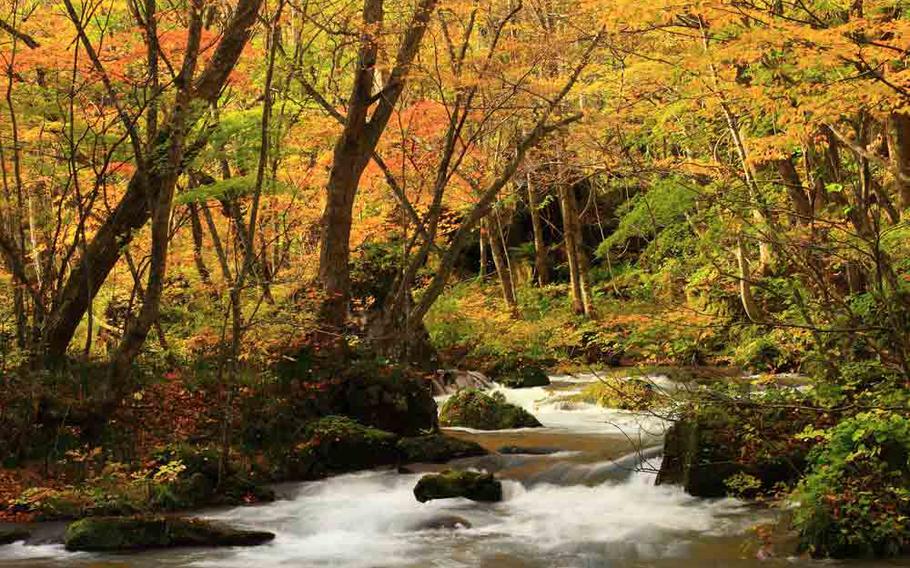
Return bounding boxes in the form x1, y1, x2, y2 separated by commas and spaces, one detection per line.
64, 516, 274, 551
283, 416, 399, 480
397, 434, 486, 463
438, 389, 542, 430
413, 470, 502, 503
571, 378, 657, 410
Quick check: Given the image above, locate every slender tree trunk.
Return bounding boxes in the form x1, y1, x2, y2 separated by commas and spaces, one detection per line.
735, 235, 763, 322
187, 203, 212, 285
570, 188, 594, 317
698, 17, 773, 274
478, 218, 488, 279
488, 211, 518, 312
558, 183, 584, 315
108, 1, 205, 383
527, 172, 549, 285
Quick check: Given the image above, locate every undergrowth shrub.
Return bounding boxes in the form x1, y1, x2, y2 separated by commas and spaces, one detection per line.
793, 411, 910, 558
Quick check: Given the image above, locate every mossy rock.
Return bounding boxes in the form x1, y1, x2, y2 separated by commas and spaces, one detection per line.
496, 365, 550, 389
330, 369, 438, 436
64, 516, 275, 552
439, 389, 542, 430
657, 406, 806, 498
0, 528, 30, 545
572, 377, 657, 411
397, 434, 487, 464
486, 357, 552, 388
283, 416, 399, 480
413, 470, 502, 503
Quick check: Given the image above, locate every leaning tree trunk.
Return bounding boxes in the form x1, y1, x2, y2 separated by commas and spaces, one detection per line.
774, 158, 813, 225
487, 211, 518, 313
187, 203, 212, 286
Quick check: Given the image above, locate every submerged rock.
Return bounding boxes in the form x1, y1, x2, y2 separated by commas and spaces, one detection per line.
63, 516, 274, 552
284, 416, 399, 480
497, 445, 561, 455
409, 515, 472, 530
439, 389, 542, 430
397, 434, 487, 463
430, 370, 494, 396
413, 470, 502, 503
0, 528, 30, 545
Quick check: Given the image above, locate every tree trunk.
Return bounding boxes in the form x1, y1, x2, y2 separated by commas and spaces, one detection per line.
774, 158, 813, 224
187, 203, 212, 285
571, 190, 595, 317
319, 148, 371, 326
107, 2, 205, 382
39, 0, 263, 361
735, 235, 764, 322
366, 291, 438, 370
317, 0, 438, 329
558, 184, 592, 316
478, 218, 488, 279
527, 172, 549, 285
487, 212, 518, 312
887, 112, 910, 218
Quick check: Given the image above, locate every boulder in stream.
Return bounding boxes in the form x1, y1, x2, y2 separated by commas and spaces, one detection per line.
439, 389, 542, 430
397, 434, 487, 463
495, 365, 550, 389
413, 470, 502, 503
283, 416, 400, 480
63, 516, 275, 552
657, 409, 806, 497
486, 357, 551, 389
0, 528, 30, 545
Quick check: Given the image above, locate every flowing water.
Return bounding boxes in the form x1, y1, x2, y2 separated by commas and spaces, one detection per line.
2, 373, 909, 567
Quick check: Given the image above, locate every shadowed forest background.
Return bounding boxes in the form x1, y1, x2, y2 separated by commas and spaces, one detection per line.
0, 0, 909, 562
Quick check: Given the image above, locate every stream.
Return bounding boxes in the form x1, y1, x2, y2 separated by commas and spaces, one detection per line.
2, 373, 909, 567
